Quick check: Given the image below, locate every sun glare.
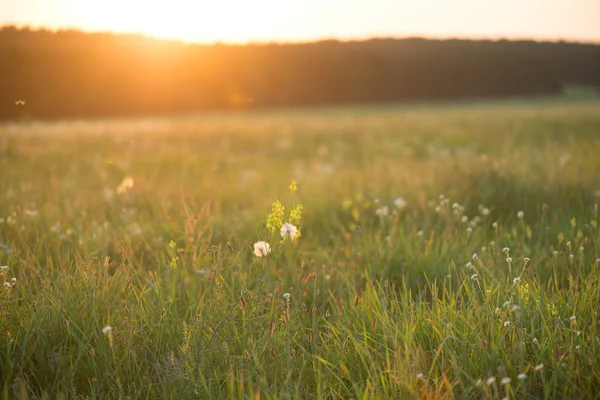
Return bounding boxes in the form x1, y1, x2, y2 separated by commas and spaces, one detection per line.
84, 0, 277, 43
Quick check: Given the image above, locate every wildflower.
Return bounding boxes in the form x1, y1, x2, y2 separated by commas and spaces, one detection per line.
513, 277, 521, 284
11, 277, 16, 283
289, 179, 298, 195
570, 315, 576, 322
492, 222, 498, 229
416, 372, 424, 380
501, 377, 511, 385
506, 257, 513, 263
3, 282, 11, 288
416, 230, 423, 237
266, 200, 285, 232
472, 253, 478, 261
502, 247, 510, 253
375, 206, 389, 216
471, 274, 479, 280
283, 293, 291, 299
116, 176, 134, 195
24, 209, 38, 217
569, 254, 574, 260
579, 246, 584, 253
481, 208, 490, 215
394, 197, 407, 209
280, 223, 298, 240
534, 363, 544, 371
461, 216, 468, 223
504, 320, 511, 327
466, 262, 473, 269
102, 326, 112, 335
486, 376, 496, 385
533, 338, 538, 343
553, 250, 559, 256
466, 227, 473, 233
253, 241, 271, 257
475, 379, 483, 387
524, 257, 530, 263
518, 373, 527, 380
503, 301, 510, 308
510, 305, 521, 312
517, 211, 524, 219
0, 265, 8, 270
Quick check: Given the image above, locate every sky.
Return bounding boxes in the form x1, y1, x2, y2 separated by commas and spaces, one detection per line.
1, 0, 600, 44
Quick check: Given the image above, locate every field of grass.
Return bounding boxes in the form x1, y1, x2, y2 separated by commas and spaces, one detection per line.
1, 100, 600, 399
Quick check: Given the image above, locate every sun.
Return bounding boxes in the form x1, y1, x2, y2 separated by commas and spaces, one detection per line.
86, 0, 267, 43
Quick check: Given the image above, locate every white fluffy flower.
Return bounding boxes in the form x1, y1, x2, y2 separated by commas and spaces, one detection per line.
253, 241, 271, 257
394, 197, 407, 209
280, 223, 298, 240
102, 326, 112, 335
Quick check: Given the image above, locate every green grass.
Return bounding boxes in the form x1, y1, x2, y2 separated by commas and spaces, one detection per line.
1, 100, 600, 399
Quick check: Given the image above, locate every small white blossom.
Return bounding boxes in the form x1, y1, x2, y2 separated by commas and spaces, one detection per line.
518, 373, 527, 380
466, 227, 473, 233
502, 247, 510, 253
506, 257, 513, 263
513, 277, 521, 284
569, 254, 574, 260
0, 265, 8, 270
394, 197, 407, 209
283, 293, 291, 299
492, 222, 498, 229
461, 216, 469, 223
416, 230, 423, 237
523, 257, 530, 263
486, 376, 496, 385
471, 274, 479, 280
553, 250, 559, 256
253, 241, 271, 257
102, 326, 112, 335
481, 208, 490, 215
570, 315, 576, 321
3, 282, 11, 288
510, 305, 521, 312
472, 253, 478, 261
534, 363, 544, 371
517, 211, 524, 219
416, 372, 424, 380
11, 277, 16, 283
375, 206, 389, 216
503, 301, 510, 308
504, 320, 511, 327
501, 377, 511, 385
280, 223, 298, 240
475, 379, 483, 387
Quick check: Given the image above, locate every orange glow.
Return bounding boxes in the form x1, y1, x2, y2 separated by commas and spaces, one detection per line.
1, 0, 600, 43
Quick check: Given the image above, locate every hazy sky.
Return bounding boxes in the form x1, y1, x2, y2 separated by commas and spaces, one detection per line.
2, 0, 599, 43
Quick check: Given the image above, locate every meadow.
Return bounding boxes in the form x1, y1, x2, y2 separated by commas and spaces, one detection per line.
1, 99, 600, 399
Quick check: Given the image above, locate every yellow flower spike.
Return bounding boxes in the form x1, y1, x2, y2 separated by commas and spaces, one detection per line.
266, 200, 285, 232
289, 179, 298, 196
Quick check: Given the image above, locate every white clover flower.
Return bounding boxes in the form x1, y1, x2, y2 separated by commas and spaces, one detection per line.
517, 211, 524, 219
596, 258, 600, 264
253, 241, 271, 257
501, 377, 511, 385
102, 326, 112, 335
486, 376, 496, 385
375, 206, 389, 216
532, 338, 538, 343
283, 293, 291, 299
517, 373, 527, 380
452, 202, 460, 209
394, 197, 407, 209
280, 223, 298, 240
534, 363, 544, 371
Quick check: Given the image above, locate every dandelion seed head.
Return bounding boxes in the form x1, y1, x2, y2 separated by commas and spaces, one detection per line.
280, 223, 298, 240
253, 241, 271, 257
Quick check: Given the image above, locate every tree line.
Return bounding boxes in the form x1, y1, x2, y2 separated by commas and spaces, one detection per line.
1, 26, 599, 120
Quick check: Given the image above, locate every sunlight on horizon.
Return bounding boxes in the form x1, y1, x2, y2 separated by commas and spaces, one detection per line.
2, 0, 600, 44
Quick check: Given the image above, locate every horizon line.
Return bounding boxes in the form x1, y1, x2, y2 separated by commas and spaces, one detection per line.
2, 23, 600, 46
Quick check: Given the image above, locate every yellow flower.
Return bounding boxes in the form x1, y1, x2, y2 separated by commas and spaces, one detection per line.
266, 200, 285, 232
289, 179, 298, 195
